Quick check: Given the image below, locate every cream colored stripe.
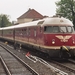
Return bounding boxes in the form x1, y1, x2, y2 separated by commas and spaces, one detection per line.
2, 37, 75, 50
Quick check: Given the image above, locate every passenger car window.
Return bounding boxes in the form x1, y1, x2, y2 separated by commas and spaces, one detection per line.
24, 29, 27, 36
27, 28, 30, 36
34, 28, 36, 37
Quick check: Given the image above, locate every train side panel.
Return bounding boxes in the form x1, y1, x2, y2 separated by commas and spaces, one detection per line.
14, 26, 44, 49
2, 29, 14, 41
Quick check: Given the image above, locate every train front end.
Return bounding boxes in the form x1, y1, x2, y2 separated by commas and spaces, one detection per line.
43, 17, 75, 58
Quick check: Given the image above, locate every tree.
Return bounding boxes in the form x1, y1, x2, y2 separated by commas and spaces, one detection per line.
0, 14, 12, 27
56, 0, 75, 29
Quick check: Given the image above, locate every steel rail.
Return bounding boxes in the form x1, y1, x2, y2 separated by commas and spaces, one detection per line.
0, 43, 39, 75
0, 56, 11, 75
51, 60, 75, 73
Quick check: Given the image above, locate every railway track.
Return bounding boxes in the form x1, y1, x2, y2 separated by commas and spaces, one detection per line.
2, 41, 75, 75
0, 44, 39, 75
0, 56, 7, 75
0, 55, 12, 75
49, 59, 75, 75
0, 42, 68, 75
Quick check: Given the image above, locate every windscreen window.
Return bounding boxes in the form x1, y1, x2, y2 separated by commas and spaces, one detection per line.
67, 26, 72, 32
44, 26, 53, 33
44, 26, 59, 33
60, 26, 66, 33
44, 26, 73, 33
53, 26, 59, 33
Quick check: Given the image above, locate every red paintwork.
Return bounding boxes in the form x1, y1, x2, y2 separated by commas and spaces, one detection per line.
2, 27, 75, 47
44, 33, 75, 46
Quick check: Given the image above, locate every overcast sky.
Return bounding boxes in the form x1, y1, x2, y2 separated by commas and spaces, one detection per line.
0, 0, 59, 21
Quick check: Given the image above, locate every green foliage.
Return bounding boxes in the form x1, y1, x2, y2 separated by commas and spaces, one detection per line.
56, 0, 75, 29
0, 14, 12, 27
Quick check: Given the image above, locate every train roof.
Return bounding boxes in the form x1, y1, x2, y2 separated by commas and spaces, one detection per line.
2, 25, 16, 30
2, 17, 73, 30
42, 17, 73, 26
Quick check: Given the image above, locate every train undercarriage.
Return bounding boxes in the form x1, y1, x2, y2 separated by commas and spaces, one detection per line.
0, 37, 75, 59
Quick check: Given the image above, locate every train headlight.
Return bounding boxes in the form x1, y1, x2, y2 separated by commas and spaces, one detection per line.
52, 39, 55, 44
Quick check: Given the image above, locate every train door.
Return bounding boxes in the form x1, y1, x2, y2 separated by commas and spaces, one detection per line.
27, 27, 30, 42
33, 27, 37, 44
23, 27, 28, 42
37, 26, 44, 45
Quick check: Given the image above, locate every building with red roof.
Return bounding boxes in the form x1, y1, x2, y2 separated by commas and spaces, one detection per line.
17, 8, 45, 24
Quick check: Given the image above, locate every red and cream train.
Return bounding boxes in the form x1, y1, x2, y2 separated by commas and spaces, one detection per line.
0, 16, 75, 58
